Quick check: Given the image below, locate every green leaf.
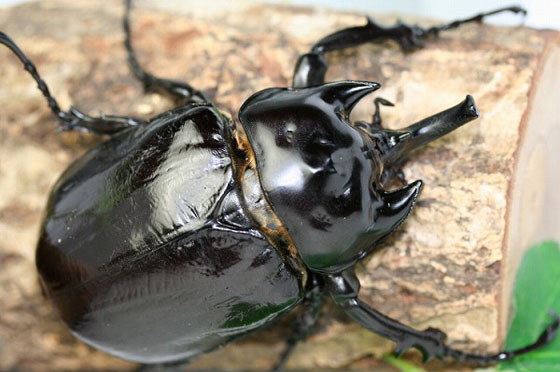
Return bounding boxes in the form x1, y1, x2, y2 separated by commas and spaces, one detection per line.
499, 241, 560, 372
382, 355, 428, 372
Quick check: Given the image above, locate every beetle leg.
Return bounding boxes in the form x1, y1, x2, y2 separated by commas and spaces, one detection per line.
422, 6, 527, 38
124, 0, 210, 104
326, 268, 559, 363
273, 275, 325, 371
0, 31, 146, 134
293, 6, 526, 88
372, 97, 394, 129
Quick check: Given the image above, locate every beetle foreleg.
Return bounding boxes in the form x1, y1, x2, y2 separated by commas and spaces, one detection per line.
0, 31, 146, 134
124, 0, 210, 104
292, 6, 527, 88
291, 16, 429, 88
326, 269, 559, 364
273, 275, 325, 371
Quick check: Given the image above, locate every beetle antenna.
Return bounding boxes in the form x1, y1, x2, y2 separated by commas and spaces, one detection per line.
374, 95, 479, 168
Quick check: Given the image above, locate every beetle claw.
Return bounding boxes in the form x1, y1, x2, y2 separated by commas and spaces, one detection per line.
419, 347, 434, 363
395, 23, 425, 53
393, 342, 409, 357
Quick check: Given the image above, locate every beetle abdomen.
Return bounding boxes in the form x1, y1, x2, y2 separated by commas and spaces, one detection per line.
66, 228, 299, 363
36, 104, 302, 363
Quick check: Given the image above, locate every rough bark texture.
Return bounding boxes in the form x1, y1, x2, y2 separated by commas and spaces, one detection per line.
0, 1, 558, 371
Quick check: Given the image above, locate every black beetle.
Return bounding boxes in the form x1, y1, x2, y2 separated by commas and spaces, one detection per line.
1, 1, 557, 371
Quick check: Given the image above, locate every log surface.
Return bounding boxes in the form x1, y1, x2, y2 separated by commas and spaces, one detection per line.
0, 1, 558, 371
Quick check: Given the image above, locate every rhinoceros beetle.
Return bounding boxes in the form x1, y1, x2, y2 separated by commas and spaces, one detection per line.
1, 1, 557, 371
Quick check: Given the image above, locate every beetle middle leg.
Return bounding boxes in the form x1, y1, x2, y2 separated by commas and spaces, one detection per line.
124, 0, 209, 105
326, 268, 559, 363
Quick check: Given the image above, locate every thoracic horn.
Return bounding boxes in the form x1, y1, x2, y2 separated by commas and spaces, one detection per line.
318, 81, 381, 118
372, 180, 423, 240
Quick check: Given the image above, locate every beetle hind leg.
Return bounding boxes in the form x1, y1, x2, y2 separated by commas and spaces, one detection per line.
0, 31, 146, 134
124, 0, 209, 104
326, 269, 559, 364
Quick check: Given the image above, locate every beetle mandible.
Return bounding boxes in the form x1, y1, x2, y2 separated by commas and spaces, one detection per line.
1, 1, 557, 371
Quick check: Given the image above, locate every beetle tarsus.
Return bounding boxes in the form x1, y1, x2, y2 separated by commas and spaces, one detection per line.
0, 31, 145, 134
326, 269, 559, 364
443, 310, 558, 363
293, 6, 527, 88
423, 6, 528, 38
124, 0, 210, 104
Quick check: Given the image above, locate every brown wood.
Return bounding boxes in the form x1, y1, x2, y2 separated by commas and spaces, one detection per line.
1, 1, 558, 371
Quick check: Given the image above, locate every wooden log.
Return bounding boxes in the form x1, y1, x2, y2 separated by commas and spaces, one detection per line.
0, 1, 558, 371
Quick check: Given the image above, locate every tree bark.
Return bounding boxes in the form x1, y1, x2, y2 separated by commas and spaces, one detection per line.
1, 1, 559, 371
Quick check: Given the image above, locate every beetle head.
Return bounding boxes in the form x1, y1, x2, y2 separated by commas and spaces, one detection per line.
239, 81, 422, 273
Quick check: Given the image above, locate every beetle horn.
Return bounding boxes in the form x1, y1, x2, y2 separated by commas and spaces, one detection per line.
320, 81, 381, 118
379, 95, 479, 168
373, 180, 423, 238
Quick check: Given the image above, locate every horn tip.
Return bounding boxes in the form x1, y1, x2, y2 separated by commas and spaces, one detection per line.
465, 94, 479, 118
358, 80, 381, 91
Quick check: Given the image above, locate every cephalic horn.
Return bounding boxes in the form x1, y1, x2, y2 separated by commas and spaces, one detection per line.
378, 95, 479, 168
319, 81, 381, 119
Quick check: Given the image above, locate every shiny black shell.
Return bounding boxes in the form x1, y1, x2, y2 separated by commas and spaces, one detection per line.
36, 104, 302, 364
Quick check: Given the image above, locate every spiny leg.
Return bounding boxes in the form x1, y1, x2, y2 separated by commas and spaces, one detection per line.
325, 268, 558, 364
273, 275, 325, 371
0, 31, 145, 134
124, 0, 209, 104
293, 6, 526, 88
